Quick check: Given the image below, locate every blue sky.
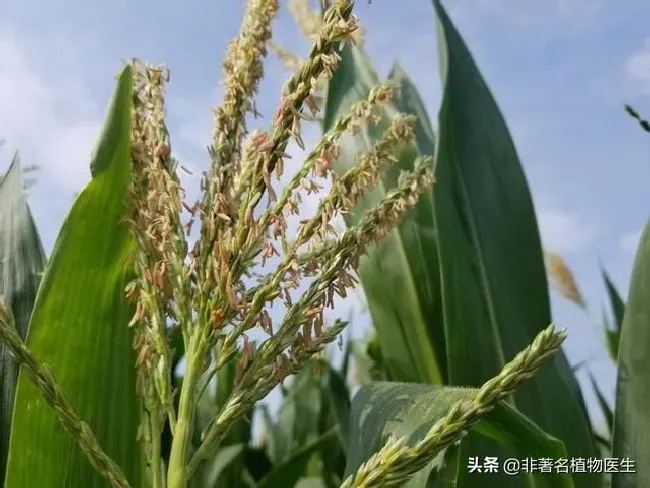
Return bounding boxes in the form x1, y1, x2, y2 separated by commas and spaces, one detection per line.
1, 0, 649, 430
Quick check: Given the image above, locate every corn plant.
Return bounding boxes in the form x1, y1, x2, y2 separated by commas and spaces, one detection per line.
3, 0, 648, 487
311, 1, 601, 487
0, 1, 574, 487
282, 1, 649, 487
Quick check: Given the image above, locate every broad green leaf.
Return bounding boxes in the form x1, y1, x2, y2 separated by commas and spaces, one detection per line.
4, 66, 142, 487
388, 63, 436, 158
323, 44, 444, 385
344, 383, 573, 488
431, 2, 600, 486
0, 154, 46, 483
612, 220, 650, 488
257, 428, 338, 488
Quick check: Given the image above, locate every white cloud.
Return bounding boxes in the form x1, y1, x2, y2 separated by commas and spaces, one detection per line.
621, 229, 642, 254
537, 207, 596, 253
0, 34, 101, 193
625, 38, 650, 91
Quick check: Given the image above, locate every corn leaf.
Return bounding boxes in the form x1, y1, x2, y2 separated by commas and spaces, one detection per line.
344, 382, 574, 488
189, 443, 246, 488
316, 362, 350, 487
602, 268, 625, 360
323, 43, 445, 385
273, 372, 321, 464
612, 220, 650, 488
624, 104, 650, 134
262, 361, 327, 466
0, 154, 46, 484
431, 2, 601, 486
295, 478, 327, 488
319, 362, 350, 451
257, 428, 338, 488
603, 269, 626, 329
588, 372, 614, 436
4, 66, 142, 487
189, 358, 253, 488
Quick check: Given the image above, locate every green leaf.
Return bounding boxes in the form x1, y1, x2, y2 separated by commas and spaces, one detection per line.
323, 44, 444, 385
170, 326, 184, 376
602, 268, 626, 330
0, 154, 47, 483
624, 104, 650, 134
344, 382, 573, 488
605, 329, 620, 362
431, 2, 600, 486
4, 66, 142, 487
278, 362, 323, 463
318, 362, 350, 450
316, 362, 350, 486
199, 443, 246, 488
216, 354, 253, 486
587, 373, 613, 437
365, 335, 389, 382
426, 445, 461, 488
295, 477, 327, 488
243, 445, 273, 483
593, 432, 611, 455
602, 268, 625, 361
257, 428, 338, 488
340, 337, 352, 384
189, 359, 253, 488
347, 337, 379, 385
612, 220, 650, 488
570, 358, 590, 375
215, 354, 252, 445
257, 361, 350, 486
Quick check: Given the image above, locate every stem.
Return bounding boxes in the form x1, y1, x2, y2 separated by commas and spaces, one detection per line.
166, 333, 205, 488
166, 404, 177, 434
149, 411, 163, 488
